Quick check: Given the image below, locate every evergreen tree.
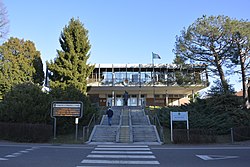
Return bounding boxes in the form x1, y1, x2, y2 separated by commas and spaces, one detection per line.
172, 55, 199, 85
0, 37, 44, 99
174, 15, 235, 93
228, 20, 250, 108
173, 54, 187, 65
47, 18, 94, 93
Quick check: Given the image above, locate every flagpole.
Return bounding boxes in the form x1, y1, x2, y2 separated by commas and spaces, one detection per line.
152, 53, 155, 111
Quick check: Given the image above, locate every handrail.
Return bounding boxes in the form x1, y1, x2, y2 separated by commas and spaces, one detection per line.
153, 114, 165, 143
87, 114, 96, 127
129, 109, 133, 142
83, 114, 96, 142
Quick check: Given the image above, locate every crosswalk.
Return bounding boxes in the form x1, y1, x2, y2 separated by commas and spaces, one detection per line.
76, 144, 160, 166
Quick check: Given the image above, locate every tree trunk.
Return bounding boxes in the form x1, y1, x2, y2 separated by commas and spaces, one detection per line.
239, 53, 248, 108
214, 54, 229, 93
247, 79, 250, 109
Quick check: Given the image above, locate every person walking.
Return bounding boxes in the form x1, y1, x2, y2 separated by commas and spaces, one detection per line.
106, 108, 113, 126
123, 91, 128, 106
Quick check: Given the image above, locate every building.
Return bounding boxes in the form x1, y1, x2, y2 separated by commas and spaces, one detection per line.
87, 63, 209, 107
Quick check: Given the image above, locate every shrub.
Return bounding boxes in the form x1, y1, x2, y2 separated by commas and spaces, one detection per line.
0, 82, 51, 124
157, 94, 250, 135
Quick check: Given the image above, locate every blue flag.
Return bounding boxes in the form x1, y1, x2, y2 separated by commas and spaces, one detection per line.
152, 52, 161, 59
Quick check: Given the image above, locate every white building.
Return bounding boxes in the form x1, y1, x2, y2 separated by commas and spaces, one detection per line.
87, 63, 208, 107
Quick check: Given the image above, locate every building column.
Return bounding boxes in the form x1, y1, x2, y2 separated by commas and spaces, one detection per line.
165, 90, 168, 106
138, 90, 142, 106
112, 90, 115, 106
112, 64, 114, 86
98, 64, 101, 86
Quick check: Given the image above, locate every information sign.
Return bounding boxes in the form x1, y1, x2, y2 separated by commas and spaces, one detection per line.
171, 112, 188, 121
170, 111, 189, 142
51, 101, 83, 118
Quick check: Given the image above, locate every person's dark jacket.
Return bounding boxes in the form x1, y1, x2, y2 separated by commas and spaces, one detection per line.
106, 108, 113, 118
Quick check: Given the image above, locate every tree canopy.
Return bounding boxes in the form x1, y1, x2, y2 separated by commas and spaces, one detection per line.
47, 18, 94, 93
229, 20, 250, 108
0, 37, 44, 99
174, 15, 236, 93
174, 15, 250, 107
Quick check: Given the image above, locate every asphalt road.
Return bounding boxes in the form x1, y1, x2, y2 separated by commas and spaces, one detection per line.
1, 142, 250, 167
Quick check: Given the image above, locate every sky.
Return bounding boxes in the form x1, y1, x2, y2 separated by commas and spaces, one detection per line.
3, 0, 250, 91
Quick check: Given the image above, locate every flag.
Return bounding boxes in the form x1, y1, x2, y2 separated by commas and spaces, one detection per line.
152, 52, 161, 59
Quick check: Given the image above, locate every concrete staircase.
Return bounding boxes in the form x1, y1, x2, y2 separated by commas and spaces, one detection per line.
87, 106, 161, 144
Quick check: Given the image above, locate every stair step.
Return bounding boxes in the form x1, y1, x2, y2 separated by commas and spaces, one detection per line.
88, 107, 160, 143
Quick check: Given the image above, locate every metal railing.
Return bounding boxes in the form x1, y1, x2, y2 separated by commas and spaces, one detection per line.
82, 114, 96, 142
153, 114, 164, 142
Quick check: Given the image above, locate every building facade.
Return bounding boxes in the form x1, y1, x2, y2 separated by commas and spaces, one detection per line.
87, 63, 209, 107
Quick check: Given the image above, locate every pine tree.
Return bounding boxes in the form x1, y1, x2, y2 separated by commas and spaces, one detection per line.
47, 18, 94, 93
174, 15, 234, 93
228, 20, 250, 108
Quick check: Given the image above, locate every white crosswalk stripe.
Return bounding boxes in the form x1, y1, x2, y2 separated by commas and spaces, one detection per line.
78, 144, 160, 166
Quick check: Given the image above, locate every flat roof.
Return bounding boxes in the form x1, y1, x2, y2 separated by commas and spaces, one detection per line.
93, 63, 206, 69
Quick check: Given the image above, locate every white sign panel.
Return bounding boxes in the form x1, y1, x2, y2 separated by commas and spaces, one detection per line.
53, 104, 81, 108
171, 112, 188, 121
170, 111, 189, 142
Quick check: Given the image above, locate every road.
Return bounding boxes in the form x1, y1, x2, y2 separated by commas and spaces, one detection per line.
1, 142, 250, 167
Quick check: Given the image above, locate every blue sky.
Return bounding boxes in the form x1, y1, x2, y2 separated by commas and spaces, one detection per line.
3, 0, 250, 91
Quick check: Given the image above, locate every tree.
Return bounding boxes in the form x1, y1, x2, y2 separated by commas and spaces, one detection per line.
0, 37, 44, 99
0, 1, 9, 39
174, 15, 235, 93
229, 20, 250, 108
172, 55, 202, 86
173, 54, 187, 65
47, 18, 94, 93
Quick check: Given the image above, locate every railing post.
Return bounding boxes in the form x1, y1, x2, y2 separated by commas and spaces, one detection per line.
160, 126, 164, 142
231, 128, 234, 144
82, 126, 86, 142
86, 127, 89, 140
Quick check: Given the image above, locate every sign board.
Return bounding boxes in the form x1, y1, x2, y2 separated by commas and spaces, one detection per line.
170, 111, 189, 142
171, 112, 188, 121
51, 101, 83, 118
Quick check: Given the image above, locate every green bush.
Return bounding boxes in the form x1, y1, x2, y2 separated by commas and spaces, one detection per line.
157, 94, 250, 134
0, 83, 98, 137
0, 82, 51, 124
